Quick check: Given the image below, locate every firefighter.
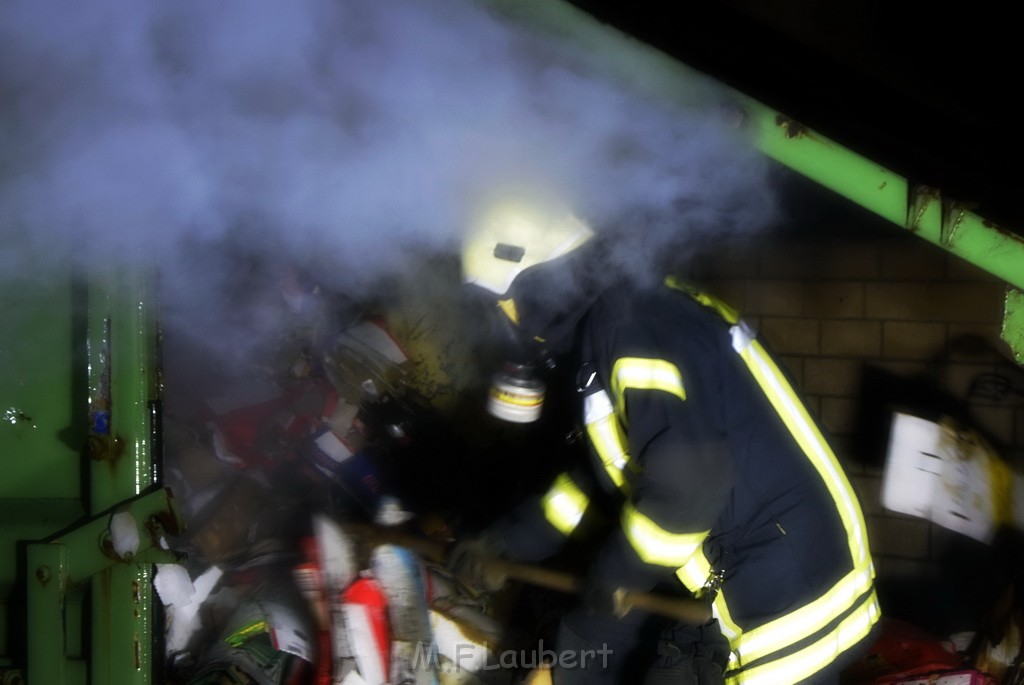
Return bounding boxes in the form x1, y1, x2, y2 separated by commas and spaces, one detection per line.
449, 197, 880, 684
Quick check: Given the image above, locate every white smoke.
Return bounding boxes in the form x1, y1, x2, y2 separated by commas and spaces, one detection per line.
1, 0, 777, 364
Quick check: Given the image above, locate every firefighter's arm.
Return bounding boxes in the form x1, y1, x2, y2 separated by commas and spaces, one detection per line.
587, 319, 734, 595
587, 403, 733, 597
488, 465, 597, 562
448, 466, 596, 591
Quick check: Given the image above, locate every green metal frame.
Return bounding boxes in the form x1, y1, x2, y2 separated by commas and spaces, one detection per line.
26, 490, 182, 685
753, 112, 1024, 291
84, 268, 164, 685
1, 264, 177, 684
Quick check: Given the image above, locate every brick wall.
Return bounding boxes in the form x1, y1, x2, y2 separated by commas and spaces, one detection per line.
694, 232, 1023, 623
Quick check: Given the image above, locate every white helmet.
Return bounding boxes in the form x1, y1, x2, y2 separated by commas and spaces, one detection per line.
461, 197, 595, 297
461, 196, 597, 423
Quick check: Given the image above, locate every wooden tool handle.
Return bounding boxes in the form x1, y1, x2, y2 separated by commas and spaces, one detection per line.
344, 523, 712, 624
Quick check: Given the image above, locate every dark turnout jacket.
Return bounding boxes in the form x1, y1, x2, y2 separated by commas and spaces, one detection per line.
497, 278, 879, 684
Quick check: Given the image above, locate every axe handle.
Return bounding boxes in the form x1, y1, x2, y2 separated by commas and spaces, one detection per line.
346, 524, 712, 624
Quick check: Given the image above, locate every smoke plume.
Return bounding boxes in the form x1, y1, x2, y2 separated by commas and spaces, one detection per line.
1, 0, 778, 370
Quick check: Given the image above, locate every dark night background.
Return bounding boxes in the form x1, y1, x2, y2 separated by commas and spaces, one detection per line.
566, 0, 1023, 235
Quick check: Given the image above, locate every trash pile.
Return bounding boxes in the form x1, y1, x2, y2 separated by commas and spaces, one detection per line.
158, 513, 506, 685
156, 264, 540, 684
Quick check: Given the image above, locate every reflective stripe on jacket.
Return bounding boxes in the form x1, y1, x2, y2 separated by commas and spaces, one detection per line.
534, 279, 878, 682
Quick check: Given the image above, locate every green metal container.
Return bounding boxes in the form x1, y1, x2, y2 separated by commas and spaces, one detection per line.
0, 260, 180, 684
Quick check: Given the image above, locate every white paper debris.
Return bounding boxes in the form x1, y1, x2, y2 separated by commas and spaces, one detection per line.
164, 566, 224, 655
314, 514, 358, 593
155, 563, 195, 608
263, 600, 314, 662
882, 412, 1008, 543
375, 496, 415, 527
430, 609, 492, 673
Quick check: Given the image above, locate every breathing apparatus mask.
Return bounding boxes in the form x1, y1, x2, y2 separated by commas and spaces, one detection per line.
461, 198, 599, 423
479, 306, 553, 424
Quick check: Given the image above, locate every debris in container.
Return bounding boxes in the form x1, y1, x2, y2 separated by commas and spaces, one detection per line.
340, 576, 391, 685
160, 266, 530, 684
840, 618, 998, 685
968, 579, 1024, 684
161, 565, 226, 656
883, 412, 1020, 543
369, 544, 435, 685
293, 537, 336, 685
182, 595, 317, 685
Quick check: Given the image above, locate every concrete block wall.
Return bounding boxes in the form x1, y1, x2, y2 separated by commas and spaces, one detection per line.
695, 233, 1022, 593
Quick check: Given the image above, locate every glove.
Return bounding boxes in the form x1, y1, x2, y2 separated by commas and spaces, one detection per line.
446, 531, 509, 593
644, 620, 730, 685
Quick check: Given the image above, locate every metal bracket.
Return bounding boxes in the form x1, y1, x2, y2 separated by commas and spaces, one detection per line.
26, 488, 183, 685
941, 199, 976, 248
907, 185, 941, 236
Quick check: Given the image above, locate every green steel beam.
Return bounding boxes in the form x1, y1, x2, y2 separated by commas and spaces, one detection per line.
1003, 289, 1024, 364
749, 102, 1024, 291
86, 266, 162, 685
88, 266, 159, 513
3, 250, 164, 681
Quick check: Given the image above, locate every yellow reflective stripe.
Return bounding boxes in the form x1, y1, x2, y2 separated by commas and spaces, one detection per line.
489, 385, 543, 408
583, 390, 632, 493
664, 277, 740, 324
676, 555, 710, 594
610, 357, 686, 418
497, 298, 519, 325
586, 416, 631, 492
733, 340, 876, 667
669, 280, 868, 565
738, 339, 869, 566
623, 501, 708, 567
225, 620, 269, 647
726, 590, 880, 685
676, 552, 743, 657
714, 594, 743, 670
667, 282, 878, 679
730, 564, 876, 665
541, 473, 590, 536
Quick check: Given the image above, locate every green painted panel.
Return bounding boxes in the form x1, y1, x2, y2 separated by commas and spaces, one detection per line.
0, 266, 84, 501
0, 259, 87, 662
2, 262, 160, 678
